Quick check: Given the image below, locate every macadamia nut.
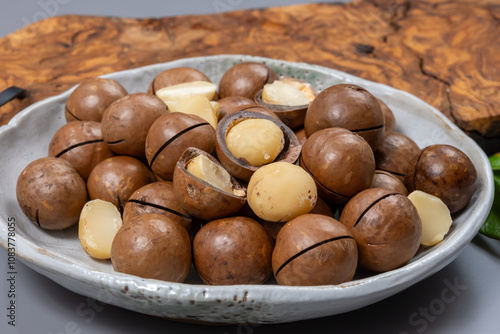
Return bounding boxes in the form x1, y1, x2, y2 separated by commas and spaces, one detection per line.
408, 190, 452, 246
226, 118, 284, 166
79, 199, 123, 259
247, 162, 317, 222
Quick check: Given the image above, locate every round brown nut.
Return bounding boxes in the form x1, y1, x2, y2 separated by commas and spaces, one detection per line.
145, 113, 216, 181
404, 144, 478, 214
123, 181, 191, 229
300, 127, 375, 204
216, 110, 301, 181
65, 77, 127, 122
111, 213, 191, 282
193, 216, 273, 285
101, 93, 167, 159
261, 197, 335, 240
173, 147, 246, 220
377, 98, 396, 132
87, 156, 156, 209
48, 121, 114, 180
16, 157, 88, 230
223, 104, 281, 122
272, 214, 358, 286
374, 131, 420, 181
295, 128, 307, 146
371, 170, 409, 196
340, 188, 422, 272
304, 84, 385, 150
218, 62, 278, 99
148, 67, 212, 95
255, 77, 318, 130
217, 96, 255, 120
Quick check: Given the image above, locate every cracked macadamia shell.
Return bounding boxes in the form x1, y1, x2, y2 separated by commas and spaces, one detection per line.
300, 127, 375, 204
173, 147, 246, 220
122, 181, 191, 229
48, 121, 114, 180
16, 157, 88, 230
216, 96, 255, 120
304, 84, 385, 150
218, 62, 278, 99
87, 156, 155, 209
272, 214, 357, 286
193, 216, 273, 285
340, 187, 422, 272
145, 112, 216, 181
101, 93, 167, 159
148, 67, 212, 94
65, 77, 128, 122
111, 213, 191, 282
371, 170, 409, 196
404, 144, 478, 214
215, 110, 300, 181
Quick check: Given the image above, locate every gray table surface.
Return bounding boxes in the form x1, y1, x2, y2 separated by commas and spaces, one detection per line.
1, 1, 499, 333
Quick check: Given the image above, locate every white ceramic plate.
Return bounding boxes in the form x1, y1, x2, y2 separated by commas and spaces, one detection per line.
0, 55, 494, 324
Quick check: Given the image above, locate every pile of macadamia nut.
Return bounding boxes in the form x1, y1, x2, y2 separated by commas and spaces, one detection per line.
16, 61, 479, 287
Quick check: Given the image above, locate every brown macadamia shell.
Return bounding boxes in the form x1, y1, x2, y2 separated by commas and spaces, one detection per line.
340, 188, 422, 272
65, 77, 127, 122
87, 156, 155, 209
374, 131, 420, 181
300, 127, 375, 204
145, 112, 216, 181
272, 214, 357, 286
173, 147, 246, 220
404, 144, 478, 214
304, 84, 385, 150
377, 98, 396, 132
16, 157, 88, 230
122, 181, 191, 229
148, 67, 212, 95
371, 170, 409, 196
193, 216, 274, 285
101, 93, 168, 159
217, 96, 255, 121
48, 121, 114, 180
111, 213, 191, 282
218, 62, 278, 99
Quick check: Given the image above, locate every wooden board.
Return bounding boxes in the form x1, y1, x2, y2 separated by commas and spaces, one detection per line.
1, 0, 499, 152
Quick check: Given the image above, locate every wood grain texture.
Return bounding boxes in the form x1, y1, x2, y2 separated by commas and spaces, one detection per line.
1, 0, 499, 146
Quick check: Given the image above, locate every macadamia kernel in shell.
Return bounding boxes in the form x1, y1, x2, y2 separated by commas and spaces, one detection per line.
226, 118, 284, 166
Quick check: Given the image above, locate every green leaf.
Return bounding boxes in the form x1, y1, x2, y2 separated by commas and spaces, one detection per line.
490, 153, 500, 172
480, 155, 500, 240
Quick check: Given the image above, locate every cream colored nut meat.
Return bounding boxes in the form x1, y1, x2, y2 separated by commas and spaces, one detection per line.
262, 78, 315, 106
226, 118, 285, 166
79, 199, 123, 259
155, 81, 217, 110
247, 162, 317, 222
186, 154, 245, 196
408, 190, 452, 246
171, 95, 219, 129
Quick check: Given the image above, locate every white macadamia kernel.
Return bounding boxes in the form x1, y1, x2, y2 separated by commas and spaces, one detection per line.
247, 162, 317, 222
155, 81, 217, 108
226, 118, 285, 166
79, 199, 123, 259
262, 79, 315, 106
187, 154, 244, 196
408, 190, 452, 246
171, 95, 219, 129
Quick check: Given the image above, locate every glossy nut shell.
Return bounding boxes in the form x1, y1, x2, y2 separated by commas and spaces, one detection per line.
340, 188, 422, 272
272, 214, 357, 286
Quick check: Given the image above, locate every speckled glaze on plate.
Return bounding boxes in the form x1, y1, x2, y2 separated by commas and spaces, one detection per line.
0, 55, 494, 324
